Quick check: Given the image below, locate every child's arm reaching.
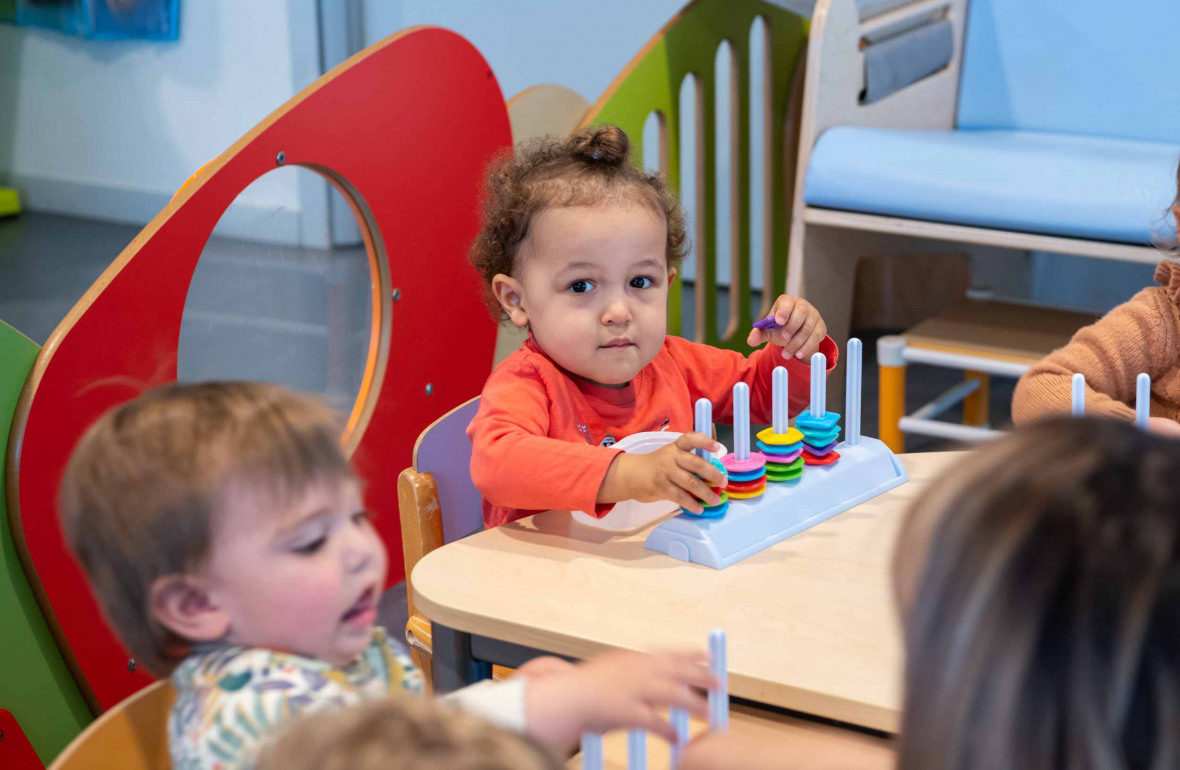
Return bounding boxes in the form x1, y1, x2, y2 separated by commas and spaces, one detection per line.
521, 649, 713, 753
669, 295, 838, 426
444, 650, 713, 755
1013, 286, 1178, 426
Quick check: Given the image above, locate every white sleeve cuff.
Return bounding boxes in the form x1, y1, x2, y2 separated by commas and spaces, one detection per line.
440, 677, 528, 733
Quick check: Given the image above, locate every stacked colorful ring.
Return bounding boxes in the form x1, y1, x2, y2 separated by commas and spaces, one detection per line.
682, 456, 730, 518
755, 426, 805, 483
795, 410, 842, 466
721, 451, 767, 499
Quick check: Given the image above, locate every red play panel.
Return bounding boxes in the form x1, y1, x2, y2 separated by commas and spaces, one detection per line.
8, 27, 507, 711
0, 711, 44, 770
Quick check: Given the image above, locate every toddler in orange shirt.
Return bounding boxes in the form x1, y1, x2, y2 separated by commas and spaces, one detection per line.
467, 125, 836, 527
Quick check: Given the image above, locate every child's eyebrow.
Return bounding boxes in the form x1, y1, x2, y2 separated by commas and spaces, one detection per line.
274, 506, 334, 539
558, 261, 600, 272
630, 258, 665, 271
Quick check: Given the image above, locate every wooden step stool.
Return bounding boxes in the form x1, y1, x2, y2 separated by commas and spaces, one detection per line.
877, 300, 1098, 452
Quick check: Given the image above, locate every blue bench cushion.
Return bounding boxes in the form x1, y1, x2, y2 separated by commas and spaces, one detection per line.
803, 128, 1179, 245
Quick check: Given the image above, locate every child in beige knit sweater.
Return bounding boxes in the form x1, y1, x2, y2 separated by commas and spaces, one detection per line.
1013, 160, 1180, 435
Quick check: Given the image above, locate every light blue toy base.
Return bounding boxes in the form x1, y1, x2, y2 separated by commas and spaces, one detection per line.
645, 436, 907, 569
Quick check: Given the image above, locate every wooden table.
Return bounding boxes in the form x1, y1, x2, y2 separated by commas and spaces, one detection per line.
413, 452, 964, 734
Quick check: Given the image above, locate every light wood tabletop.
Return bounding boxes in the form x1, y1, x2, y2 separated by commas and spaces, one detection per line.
413, 451, 965, 734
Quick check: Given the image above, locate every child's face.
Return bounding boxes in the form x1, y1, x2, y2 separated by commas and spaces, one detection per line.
202, 476, 387, 666
496, 203, 673, 386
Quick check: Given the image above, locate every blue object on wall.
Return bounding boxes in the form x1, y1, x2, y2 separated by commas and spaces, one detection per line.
15, 0, 178, 40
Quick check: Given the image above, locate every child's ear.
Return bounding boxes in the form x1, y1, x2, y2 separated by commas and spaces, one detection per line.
149, 574, 229, 643
667, 267, 678, 284
492, 274, 529, 329
1173, 204, 1180, 233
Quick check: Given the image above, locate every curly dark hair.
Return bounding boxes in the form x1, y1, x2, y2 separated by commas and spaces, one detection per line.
469, 124, 688, 320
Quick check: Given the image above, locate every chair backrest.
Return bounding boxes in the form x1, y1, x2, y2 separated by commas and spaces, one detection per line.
7, 27, 506, 712
579, 0, 809, 350
0, 320, 91, 762
398, 397, 481, 623
958, 0, 1180, 144
46, 682, 175, 770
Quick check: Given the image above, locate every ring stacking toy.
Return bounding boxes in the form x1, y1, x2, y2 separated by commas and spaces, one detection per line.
682, 401, 730, 518
757, 366, 805, 483
647, 338, 909, 569
797, 351, 842, 466
722, 382, 766, 498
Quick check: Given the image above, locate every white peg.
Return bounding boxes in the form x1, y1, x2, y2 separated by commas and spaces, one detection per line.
810, 352, 827, 418
670, 708, 690, 767
694, 398, 712, 461
734, 383, 750, 462
580, 733, 603, 770
1071, 373, 1085, 417
845, 339, 862, 446
708, 628, 729, 731
627, 730, 646, 770
772, 366, 789, 434
1136, 373, 1150, 430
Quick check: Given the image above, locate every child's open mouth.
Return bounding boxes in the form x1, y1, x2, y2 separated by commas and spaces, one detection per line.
341, 585, 378, 628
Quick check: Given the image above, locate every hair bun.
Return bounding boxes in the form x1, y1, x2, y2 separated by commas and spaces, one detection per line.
570, 125, 630, 167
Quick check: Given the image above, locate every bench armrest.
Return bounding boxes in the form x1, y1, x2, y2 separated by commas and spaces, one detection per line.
798, 0, 967, 145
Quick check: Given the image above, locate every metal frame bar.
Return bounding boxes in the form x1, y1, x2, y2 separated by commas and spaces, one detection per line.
898, 416, 1006, 442
878, 335, 1035, 446
901, 346, 1030, 378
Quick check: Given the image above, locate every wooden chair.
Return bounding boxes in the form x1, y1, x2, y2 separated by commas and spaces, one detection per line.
7, 26, 505, 714
578, 0, 810, 351
46, 682, 175, 770
398, 397, 485, 691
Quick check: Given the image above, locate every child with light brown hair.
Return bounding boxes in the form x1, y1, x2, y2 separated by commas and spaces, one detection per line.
257, 697, 562, 770
60, 381, 715, 770
1013, 157, 1180, 436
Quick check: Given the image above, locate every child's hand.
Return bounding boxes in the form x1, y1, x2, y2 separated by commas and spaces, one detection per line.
523, 649, 714, 752
1148, 416, 1180, 438
512, 655, 576, 679
598, 432, 726, 514
748, 295, 827, 360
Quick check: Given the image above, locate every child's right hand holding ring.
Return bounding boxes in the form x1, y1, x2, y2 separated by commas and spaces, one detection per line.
598, 432, 726, 514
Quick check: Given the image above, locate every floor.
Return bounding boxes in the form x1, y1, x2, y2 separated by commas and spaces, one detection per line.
0, 211, 1017, 638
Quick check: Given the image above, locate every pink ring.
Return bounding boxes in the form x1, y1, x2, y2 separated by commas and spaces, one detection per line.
720, 452, 767, 474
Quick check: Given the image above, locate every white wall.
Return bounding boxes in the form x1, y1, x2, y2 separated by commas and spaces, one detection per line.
0, 0, 325, 245
360, 0, 685, 108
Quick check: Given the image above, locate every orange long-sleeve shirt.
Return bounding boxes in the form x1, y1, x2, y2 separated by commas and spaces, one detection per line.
468, 334, 838, 527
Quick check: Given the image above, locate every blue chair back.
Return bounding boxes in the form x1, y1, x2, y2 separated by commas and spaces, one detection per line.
413, 397, 483, 544
957, 0, 1180, 144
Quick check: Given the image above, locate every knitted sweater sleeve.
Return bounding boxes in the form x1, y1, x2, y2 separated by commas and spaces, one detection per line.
1012, 282, 1179, 424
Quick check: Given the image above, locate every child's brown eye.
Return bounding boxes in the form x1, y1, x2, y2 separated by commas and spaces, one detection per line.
630, 276, 655, 289
569, 279, 594, 294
